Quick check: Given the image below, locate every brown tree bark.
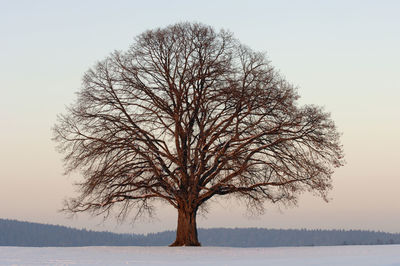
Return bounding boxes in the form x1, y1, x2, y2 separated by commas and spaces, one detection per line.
170, 207, 200, 246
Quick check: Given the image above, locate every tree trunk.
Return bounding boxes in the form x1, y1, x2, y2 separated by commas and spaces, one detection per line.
169, 207, 200, 246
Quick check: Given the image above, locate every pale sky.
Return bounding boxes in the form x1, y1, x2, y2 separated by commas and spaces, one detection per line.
1, 0, 399, 234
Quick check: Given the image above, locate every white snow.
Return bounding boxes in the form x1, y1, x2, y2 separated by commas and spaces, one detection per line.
1, 245, 400, 265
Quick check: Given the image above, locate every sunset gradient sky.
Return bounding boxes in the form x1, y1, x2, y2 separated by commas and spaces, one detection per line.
1, 0, 399, 234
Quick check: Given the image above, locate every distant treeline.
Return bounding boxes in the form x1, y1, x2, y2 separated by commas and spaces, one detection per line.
1, 218, 400, 247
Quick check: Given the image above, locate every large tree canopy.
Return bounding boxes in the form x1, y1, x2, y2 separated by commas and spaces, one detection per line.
54, 22, 344, 246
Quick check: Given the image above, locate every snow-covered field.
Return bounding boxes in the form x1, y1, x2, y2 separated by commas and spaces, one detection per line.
1, 245, 400, 265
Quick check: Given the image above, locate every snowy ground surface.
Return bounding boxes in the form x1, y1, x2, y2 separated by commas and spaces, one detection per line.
1, 245, 400, 265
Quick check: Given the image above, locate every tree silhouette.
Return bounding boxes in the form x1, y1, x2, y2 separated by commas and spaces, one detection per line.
53, 22, 344, 246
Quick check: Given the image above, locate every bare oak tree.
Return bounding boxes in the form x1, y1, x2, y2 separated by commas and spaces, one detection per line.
53, 23, 344, 246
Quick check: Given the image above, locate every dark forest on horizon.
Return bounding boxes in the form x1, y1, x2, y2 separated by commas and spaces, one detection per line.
1, 219, 400, 247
